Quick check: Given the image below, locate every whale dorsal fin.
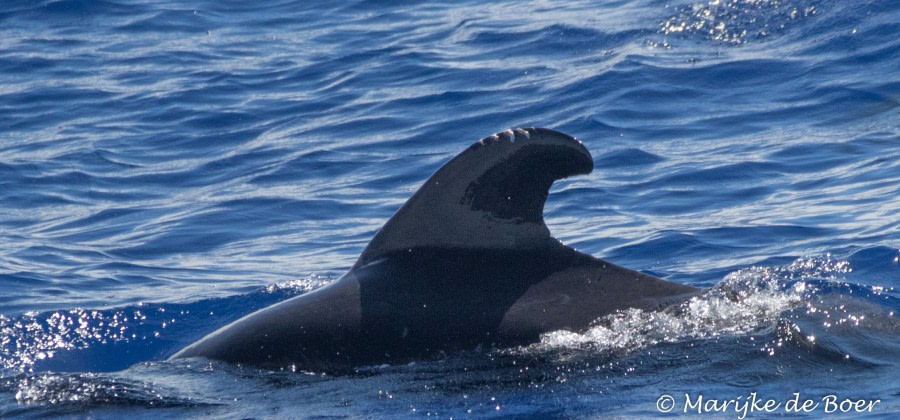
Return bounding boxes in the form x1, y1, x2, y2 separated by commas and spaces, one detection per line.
356, 128, 593, 266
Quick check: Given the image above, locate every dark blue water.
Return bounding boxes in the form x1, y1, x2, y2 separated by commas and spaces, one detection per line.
1, 0, 898, 417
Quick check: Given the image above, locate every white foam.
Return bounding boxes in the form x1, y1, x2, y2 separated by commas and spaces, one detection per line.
530, 256, 853, 353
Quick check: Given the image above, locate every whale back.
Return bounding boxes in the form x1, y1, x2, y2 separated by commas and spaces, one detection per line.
169, 127, 701, 371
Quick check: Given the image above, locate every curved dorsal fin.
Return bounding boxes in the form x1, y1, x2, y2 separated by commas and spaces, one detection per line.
355, 128, 593, 266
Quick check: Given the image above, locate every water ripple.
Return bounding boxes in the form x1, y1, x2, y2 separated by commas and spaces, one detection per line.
0, 0, 898, 416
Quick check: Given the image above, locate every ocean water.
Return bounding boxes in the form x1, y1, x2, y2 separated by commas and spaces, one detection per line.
1, 0, 898, 417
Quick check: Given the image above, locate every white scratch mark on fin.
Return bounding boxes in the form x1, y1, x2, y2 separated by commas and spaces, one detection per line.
503, 129, 515, 142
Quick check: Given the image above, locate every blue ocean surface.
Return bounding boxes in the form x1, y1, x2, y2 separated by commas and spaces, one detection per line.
1, 0, 898, 417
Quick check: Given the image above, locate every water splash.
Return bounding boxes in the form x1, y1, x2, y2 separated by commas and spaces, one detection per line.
7, 371, 197, 407
534, 255, 851, 353
0, 275, 330, 374
0, 308, 150, 373
263, 274, 333, 294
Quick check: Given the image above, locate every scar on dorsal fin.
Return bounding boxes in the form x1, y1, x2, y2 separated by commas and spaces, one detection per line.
355, 128, 593, 267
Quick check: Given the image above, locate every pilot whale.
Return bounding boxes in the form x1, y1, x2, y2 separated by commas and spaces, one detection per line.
170, 127, 698, 370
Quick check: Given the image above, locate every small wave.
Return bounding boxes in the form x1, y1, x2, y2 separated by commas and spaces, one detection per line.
659, 0, 823, 45
0, 276, 330, 374
5, 371, 204, 408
